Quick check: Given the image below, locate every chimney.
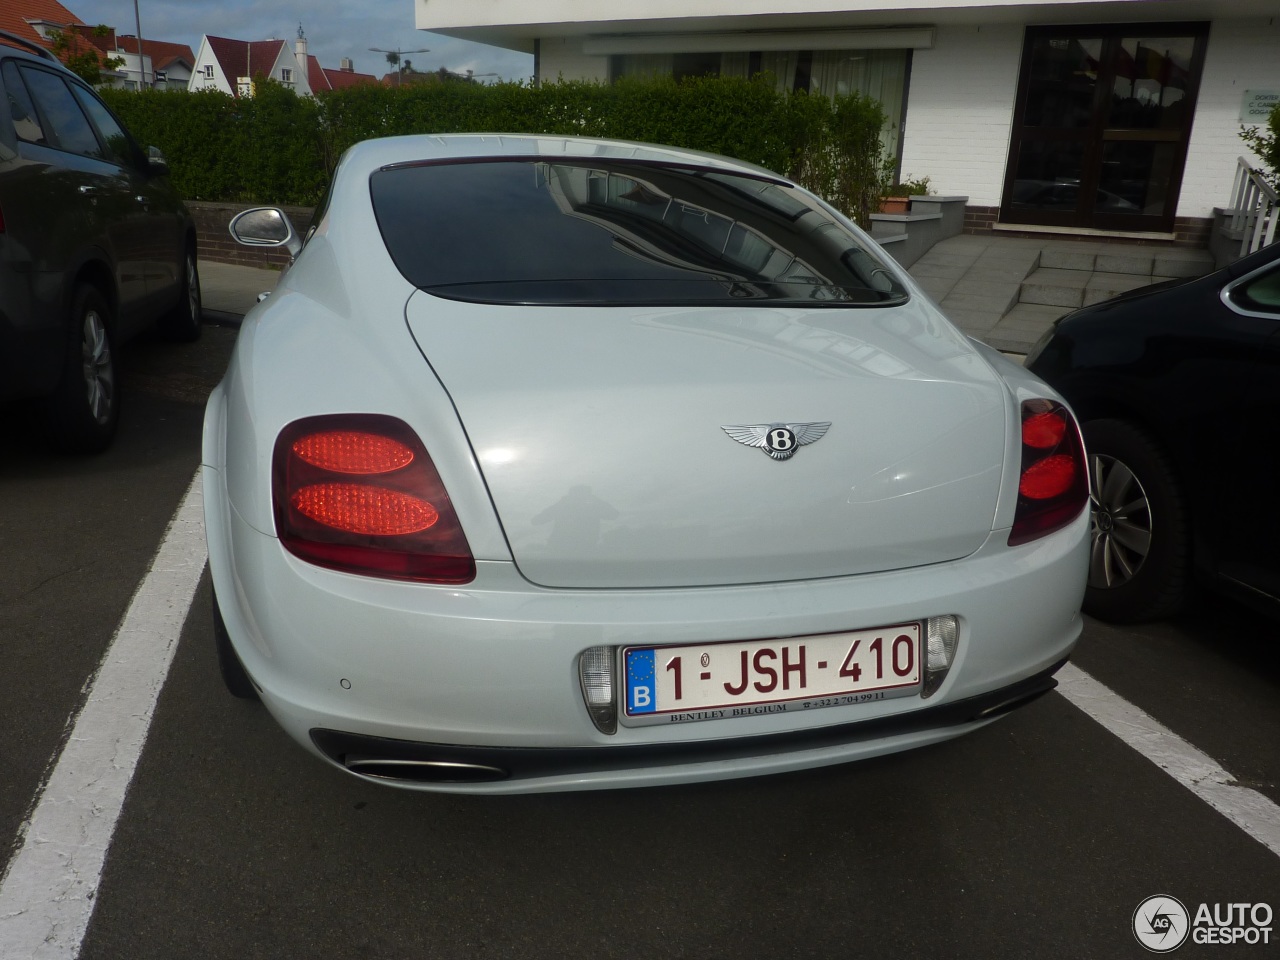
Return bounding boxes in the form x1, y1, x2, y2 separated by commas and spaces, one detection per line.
295, 23, 307, 65
341, 57, 353, 72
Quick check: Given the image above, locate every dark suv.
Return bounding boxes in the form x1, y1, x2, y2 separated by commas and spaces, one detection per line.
0, 32, 199, 452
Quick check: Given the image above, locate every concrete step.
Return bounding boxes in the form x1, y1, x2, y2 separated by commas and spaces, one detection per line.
1154, 249, 1215, 278
869, 213, 942, 240
1083, 272, 1174, 306
1037, 243, 1214, 279
1019, 268, 1090, 308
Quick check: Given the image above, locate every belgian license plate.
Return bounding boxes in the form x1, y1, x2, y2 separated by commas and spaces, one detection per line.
622, 623, 922, 726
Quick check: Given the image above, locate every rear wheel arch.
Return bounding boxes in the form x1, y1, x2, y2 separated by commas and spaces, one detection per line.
72, 259, 118, 331
157, 233, 202, 342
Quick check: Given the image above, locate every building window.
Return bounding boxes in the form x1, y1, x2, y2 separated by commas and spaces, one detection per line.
204, 64, 214, 78
610, 48, 909, 160
281, 68, 293, 84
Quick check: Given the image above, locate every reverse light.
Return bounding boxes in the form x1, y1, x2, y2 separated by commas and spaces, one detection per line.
578, 646, 617, 734
922, 615, 959, 698
1008, 399, 1088, 546
273, 414, 475, 582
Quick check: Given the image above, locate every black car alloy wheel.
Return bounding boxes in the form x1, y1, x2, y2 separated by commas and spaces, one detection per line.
1082, 419, 1188, 622
49, 284, 119, 453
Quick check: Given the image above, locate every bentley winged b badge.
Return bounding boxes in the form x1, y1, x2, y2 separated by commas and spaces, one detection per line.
721, 422, 831, 461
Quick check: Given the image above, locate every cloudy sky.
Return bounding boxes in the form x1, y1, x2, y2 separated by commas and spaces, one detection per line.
67, 0, 535, 82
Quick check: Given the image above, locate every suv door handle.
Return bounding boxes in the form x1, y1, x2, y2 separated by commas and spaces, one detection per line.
77, 185, 98, 195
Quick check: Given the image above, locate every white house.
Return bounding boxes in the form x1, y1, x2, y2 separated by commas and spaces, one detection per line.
190, 31, 313, 98
107, 36, 194, 92
418, 0, 1280, 245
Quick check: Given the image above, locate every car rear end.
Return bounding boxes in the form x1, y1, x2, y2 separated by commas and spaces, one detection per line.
203, 135, 1089, 792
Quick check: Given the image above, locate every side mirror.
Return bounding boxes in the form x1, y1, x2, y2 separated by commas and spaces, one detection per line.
146, 145, 169, 176
229, 207, 303, 258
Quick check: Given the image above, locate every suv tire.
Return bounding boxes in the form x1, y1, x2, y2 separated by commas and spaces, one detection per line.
48, 284, 119, 453
157, 244, 202, 342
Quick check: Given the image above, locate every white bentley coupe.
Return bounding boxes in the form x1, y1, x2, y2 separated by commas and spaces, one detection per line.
203, 134, 1089, 793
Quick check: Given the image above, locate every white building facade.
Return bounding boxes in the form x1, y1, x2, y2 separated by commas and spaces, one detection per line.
418, 0, 1280, 244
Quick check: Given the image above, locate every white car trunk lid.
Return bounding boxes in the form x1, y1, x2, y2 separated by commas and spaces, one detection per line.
406, 296, 1009, 588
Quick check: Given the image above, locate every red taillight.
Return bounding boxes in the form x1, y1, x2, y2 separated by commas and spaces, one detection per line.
1008, 399, 1088, 546
291, 483, 439, 535
1021, 409, 1067, 450
273, 415, 475, 583
292, 431, 415, 474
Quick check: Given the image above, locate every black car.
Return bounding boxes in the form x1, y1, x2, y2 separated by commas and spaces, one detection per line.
1027, 240, 1280, 622
0, 32, 200, 452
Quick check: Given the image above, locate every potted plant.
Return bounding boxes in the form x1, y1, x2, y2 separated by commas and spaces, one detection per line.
879, 175, 933, 214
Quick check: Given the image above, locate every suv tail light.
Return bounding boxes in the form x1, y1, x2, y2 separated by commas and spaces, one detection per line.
273, 415, 475, 582
1008, 399, 1088, 546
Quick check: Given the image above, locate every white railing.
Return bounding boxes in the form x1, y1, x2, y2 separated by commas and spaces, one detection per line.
1227, 157, 1279, 257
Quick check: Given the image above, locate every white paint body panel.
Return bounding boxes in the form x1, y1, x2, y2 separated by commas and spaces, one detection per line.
407, 294, 1008, 588
202, 134, 1089, 792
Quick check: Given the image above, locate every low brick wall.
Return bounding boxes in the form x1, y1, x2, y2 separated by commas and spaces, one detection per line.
961, 203, 1213, 249
190, 201, 317, 268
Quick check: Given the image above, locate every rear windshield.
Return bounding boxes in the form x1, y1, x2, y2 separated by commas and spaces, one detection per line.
369, 158, 908, 307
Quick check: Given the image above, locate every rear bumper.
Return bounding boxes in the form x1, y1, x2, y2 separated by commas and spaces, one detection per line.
311, 660, 1063, 789
204, 454, 1088, 793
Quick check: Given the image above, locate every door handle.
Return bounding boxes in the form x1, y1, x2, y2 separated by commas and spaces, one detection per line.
77, 185, 98, 196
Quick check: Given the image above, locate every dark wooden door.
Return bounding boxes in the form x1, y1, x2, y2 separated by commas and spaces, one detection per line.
1001, 23, 1208, 233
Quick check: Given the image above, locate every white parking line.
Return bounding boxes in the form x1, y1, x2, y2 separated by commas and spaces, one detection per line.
1056, 661, 1280, 857
0, 474, 206, 960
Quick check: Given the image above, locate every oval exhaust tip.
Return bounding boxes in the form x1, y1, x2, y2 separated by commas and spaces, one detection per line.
345, 756, 508, 784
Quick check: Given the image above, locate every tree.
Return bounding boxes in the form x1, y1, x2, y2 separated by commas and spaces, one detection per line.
48, 26, 125, 86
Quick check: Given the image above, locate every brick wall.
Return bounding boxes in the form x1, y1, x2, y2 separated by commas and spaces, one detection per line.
962, 205, 1214, 249
962, 206, 1000, 234
190, 201, 316, 268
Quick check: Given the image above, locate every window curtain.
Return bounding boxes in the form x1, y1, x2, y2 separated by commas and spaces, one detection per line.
614, 47, 908, 158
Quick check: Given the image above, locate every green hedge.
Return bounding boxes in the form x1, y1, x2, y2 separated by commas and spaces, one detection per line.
101, 75, 888, 224
1240, 103, 1280, 188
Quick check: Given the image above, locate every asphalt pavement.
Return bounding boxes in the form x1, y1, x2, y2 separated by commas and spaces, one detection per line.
199, 259, 281, 324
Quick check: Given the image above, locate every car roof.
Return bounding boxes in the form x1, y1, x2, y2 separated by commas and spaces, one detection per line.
1226, 236, 1280, 278
341, 133, 786, 182
0, 31, 69, 69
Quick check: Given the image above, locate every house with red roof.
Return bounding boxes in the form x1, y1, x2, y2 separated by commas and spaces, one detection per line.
190, 28, 375, 97
1, 0, 192, 90
0, 0, 81, 48
108, 34, 195, 91
64, 24, 194, 90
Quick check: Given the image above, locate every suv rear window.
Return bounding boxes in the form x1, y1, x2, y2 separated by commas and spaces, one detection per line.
369, 159, 907, 307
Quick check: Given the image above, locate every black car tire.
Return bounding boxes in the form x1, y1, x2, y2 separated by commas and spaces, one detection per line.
48, 284, 119, 454
157, 244, 202, 342
214, 590, 260, 700
1083, 419, 1189, 623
